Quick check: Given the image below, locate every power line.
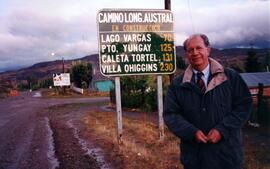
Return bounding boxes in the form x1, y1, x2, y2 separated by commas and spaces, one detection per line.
187, 0, 195, 33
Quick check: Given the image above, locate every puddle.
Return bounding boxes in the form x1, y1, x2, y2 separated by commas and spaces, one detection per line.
45, 117, 60, 169
33, 92, 42, 98
67, 119, 111, 169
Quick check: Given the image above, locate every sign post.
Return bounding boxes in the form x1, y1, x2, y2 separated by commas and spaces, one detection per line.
115, 76, 123, 143
157, 75, 164, 141
97, 9, 176, 142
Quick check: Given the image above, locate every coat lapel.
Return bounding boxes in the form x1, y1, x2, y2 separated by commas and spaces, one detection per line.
206, 58, 227, 93
181, 58, 228, 94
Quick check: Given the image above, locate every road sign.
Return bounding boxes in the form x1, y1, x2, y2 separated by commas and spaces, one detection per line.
97, 9, 176, 76
53, 73, 70, 86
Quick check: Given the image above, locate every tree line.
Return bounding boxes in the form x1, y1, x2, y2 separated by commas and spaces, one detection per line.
17, 62, 93, 91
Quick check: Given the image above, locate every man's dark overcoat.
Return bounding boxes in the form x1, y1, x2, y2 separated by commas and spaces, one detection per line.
164, 58, 252, 169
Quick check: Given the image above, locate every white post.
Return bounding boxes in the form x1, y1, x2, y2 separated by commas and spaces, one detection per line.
157, 75, 164, 141
115, 77, 123, 144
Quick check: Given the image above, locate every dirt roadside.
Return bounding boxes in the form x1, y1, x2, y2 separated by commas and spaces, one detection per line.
48, 103, 113, 169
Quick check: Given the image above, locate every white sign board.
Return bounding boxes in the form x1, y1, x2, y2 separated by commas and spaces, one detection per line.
53, 73, 71, 86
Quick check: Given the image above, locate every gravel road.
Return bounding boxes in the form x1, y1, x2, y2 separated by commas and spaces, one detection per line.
0, 91, 111, 169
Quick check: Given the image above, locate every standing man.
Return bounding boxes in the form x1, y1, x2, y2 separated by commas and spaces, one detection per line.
163, 34, 252, 169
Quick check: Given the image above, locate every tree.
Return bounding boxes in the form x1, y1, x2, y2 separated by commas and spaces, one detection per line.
71, 62, 93, 88
245, 46, 261, 72
26, 75, 38, 90
176, 55, 187, 70
264, 50, 270, 72
40, 78, 53, 88
230, 58, 245, 73
118, 75, 157, 111
17, 81, 29, 90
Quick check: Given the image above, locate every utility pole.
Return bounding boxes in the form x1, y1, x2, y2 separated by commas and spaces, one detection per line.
165, 0, 171, 10
62, 57, 66, 94
157, 0, 172, 142
165, 0, 173, 83
62, 57, 65, 73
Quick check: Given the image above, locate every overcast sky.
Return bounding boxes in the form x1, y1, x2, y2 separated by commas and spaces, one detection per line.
0, 0, 269, 72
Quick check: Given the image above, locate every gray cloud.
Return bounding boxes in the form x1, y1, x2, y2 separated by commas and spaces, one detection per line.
174, 0, 270, 48
0, 8, 97, 72
8, 9, 69, 40
0, 0, 269, 72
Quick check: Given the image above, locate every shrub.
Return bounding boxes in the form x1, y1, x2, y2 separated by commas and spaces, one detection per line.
109, 76, 159, 112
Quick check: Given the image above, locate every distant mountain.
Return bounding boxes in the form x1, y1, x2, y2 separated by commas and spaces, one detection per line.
175, 46, 268, 58
0, 54, 105, 86
175, 46, 268, 69
0, 47, 269, 86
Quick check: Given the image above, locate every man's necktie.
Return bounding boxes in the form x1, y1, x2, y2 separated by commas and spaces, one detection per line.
197, 72, 206, 93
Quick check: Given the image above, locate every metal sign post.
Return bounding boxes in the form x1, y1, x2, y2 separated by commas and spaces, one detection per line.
115, 76, 123, 144
157, 75, 164, 141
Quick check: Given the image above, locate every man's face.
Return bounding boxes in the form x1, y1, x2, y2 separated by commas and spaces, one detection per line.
185, 36, 210, 71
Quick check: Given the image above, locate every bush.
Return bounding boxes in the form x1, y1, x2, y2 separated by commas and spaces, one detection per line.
257, 97, 270, 127
122, 91, 143, 108
109, 76, 158, 112
144, 89, 157, 112
18, 82, 29, 91
109, 87, 116, 104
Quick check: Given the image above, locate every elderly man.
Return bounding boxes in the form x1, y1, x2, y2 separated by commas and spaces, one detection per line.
163, 34, 252, 169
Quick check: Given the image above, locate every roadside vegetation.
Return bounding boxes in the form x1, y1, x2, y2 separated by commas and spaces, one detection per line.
82, 109, 181, 169
110, 75, 171, 112
0, 80, 13, 98
41, 88, 109, 98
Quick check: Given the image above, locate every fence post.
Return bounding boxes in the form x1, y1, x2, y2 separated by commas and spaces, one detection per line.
257, 83, 264, 125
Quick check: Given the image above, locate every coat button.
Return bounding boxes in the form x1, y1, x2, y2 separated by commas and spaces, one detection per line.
202, 108, 206, 112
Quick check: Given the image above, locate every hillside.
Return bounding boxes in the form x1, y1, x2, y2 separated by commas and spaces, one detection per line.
0, 47, 268, 87
0, 54, 105, 86
175, 46, 268, 71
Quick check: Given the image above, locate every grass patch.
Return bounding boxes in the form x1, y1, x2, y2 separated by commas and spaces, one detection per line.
48, 102, 107, 112
82, 110, 181, 169
41, 88, 109, 98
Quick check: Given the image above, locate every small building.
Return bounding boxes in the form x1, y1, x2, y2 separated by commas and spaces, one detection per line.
241, 72, 270, 126
95, 80, 114, 92
91, 65, 114, 92
240, 72, 270, 97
